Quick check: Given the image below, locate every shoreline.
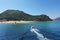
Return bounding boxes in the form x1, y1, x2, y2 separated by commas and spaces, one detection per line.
0, 21, 34, 24
0, 21, 53, 24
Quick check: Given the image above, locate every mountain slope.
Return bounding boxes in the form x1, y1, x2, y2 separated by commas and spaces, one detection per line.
1, 10, 33, 21
54, 17, 60, 21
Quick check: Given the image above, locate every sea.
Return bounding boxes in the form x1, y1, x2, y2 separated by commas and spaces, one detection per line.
0, 21, 60, 40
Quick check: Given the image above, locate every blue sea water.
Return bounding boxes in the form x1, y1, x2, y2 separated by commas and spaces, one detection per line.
0, 21, 60, 40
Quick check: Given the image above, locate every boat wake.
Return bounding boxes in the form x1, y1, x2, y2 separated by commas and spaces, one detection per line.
30, 26, 50, 40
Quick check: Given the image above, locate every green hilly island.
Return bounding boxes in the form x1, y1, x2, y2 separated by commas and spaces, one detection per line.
0, 10, 52, 21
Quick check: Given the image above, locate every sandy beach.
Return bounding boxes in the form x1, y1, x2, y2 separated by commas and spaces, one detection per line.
0, 21, 34, 24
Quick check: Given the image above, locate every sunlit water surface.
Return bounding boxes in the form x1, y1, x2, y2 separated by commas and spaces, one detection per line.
0, 21, 60, 40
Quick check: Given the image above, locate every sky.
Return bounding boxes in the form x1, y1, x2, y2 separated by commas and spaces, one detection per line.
0, 0, 60, 19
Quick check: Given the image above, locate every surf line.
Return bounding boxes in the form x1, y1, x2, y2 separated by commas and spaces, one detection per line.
30, 26, 50, 40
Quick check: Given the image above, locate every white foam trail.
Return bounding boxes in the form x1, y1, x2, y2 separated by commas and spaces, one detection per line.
30, 28, 50, 40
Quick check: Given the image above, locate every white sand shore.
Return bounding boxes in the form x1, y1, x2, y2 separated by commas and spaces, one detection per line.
0, 21, 34, 24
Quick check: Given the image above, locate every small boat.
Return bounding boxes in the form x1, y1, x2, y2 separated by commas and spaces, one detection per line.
30, 26, 49, 40
31, 26, 39, 32
31, 26, 35, 29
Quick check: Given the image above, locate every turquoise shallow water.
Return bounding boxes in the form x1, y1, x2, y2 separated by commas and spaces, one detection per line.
0, 21, 60, 40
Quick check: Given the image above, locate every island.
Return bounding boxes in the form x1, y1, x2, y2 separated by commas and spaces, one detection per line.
54, 17, 60, 21
0, 10, 52, 23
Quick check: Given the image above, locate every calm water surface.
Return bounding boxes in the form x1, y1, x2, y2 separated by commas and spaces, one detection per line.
0, 21, 60, 40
